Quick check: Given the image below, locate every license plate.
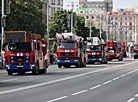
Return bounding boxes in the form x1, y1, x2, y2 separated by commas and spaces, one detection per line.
92, 59, 96, 60
65, 60, 70, 62
17, 66, 23, 68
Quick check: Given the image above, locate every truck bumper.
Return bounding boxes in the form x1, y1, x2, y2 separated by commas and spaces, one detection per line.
88, 57, 103, 63
6, 63, 36, 71
57, 59, 78, 65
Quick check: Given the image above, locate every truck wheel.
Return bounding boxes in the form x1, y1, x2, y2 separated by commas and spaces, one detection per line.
32, 63, 39, 75
134, 56, 136, 59
58, 64, 61, 68
75, 61, 80, 68
8, 71, 13, 75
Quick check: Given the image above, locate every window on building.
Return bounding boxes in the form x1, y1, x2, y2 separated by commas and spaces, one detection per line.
125, 22, 127, 25
120, 17, 122, 20
51, 7, 55, 14
130, 17, 132, 20
111, 17, 113, 20
125, 17, 127, 20
116, 18, 117, 20
130, 27, 132, 30
61, 0, 63, 6
92, 16, 94, 19
57, 8, 60, 10
86, 16, 89, 19
51, 0, 55, 5
61, 8, 63, 10
125, 31, 127, 34
130, 22, 132, 26
57, 0, 60, 5
120, 22, 122, 26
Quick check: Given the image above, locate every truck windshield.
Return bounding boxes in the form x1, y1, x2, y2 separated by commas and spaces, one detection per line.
113, 48, 119, 53
87, 46, 102, 52
7, 42, 33, 52
134, 45, 138, 48
58, 42, 77, 49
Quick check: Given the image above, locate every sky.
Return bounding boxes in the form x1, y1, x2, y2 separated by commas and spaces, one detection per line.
88, 0, 138, 11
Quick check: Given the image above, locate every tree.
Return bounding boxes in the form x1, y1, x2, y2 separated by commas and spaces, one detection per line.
0, 0, 47, 38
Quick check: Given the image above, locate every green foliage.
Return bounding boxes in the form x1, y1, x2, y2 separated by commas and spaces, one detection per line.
109, 34, 113, 41
0, 0, 47, 38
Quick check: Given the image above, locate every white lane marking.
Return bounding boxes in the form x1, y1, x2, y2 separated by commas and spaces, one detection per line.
28, 76, 34, 78
127, 69, 138, 75
90, 85, 102, 90
112, 77, 120, 81
46, 96, 68, 102
56, 71, 61, 72
0, 68, 111, 95
127, 98, 135, 102
103, 80, 112, 85
135, 94, 138, 97
120, 74, 126, 77
71, 90, 88, 96
1, 78, 20, 82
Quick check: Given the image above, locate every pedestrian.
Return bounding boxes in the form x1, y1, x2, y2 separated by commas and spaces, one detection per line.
0, 54, 2, 68
53, 52, 57, 64
50, 51, 54, 64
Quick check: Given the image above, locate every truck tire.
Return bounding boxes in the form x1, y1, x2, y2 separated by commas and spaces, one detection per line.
32, 63, 39, 75
75, 60, 80, 68
58, 64, 61, 68
134, 56, 136, 59
8, 71, 13, 75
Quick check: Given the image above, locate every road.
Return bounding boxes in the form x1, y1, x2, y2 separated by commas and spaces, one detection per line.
0, 58, 138, 102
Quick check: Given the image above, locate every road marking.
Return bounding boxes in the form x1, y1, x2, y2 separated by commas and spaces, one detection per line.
0, 68, 111, 95
120, 74, 126, 77
112, 77, 120, 80
127, 98, 135, 102
46, 96, 68, 102
28, 76, 34, 78
135, 94, 138, 97
103, 80, 112, 85
1, 78, 20, 82
127, 69, 138, 75
71, 90, 87, 96
90, 85, 101, 90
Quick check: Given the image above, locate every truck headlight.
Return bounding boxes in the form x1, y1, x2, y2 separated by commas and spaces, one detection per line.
99, 58, 102, 61
57, 60, 60, 62
30, 64, 35, 67
6, 65, 10, 67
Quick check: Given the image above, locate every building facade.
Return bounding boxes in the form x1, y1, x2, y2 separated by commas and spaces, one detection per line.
79, 0, 113, 12
48, 0, 63, 16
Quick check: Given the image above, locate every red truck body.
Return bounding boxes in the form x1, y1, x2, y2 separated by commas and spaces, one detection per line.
4, 31, 49, 75
56, 33, 88, 68
105, 41, 123, 61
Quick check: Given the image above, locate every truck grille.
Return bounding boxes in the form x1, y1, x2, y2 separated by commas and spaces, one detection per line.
10, 56, 30, 62
88, 55, 100, 58
60, 52, 74, 56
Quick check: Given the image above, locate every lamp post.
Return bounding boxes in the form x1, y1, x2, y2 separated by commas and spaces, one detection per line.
47, 0, 49, 52
67, 1, 78, 34
111, 20, 117, 41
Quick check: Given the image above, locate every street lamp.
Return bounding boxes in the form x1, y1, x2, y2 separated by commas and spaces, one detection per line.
67, 1, 78, 34
111, 20, 118, 41
104, 15, 111, 41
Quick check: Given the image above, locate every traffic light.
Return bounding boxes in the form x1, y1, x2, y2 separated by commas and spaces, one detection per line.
1, 17, 6, 27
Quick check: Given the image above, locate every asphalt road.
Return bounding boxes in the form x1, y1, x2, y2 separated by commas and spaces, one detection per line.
0, 58, 138, 102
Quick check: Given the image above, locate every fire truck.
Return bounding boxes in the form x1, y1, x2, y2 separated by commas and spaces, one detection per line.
3, 31, 49, 75
107, 41, 123, 61
56, 32, 88, 68
86, 37, 108, 64
134, 44, 138, 59
122, 42, 127, 58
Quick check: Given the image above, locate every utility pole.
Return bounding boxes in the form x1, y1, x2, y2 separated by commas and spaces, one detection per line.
1, 0, 5, 53
71, 2, 73, 33
100, 13, 102, 38
47, 0, 49, 52
90, 12, 92, 37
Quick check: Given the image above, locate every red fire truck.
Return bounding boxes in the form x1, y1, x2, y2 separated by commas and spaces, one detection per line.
122, 42, 127, 58
87, 37, 108, 64
134, 44, 138, 59
56, 33, 88, 68
3, 31, 49, 75
106, 41, 123, 61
